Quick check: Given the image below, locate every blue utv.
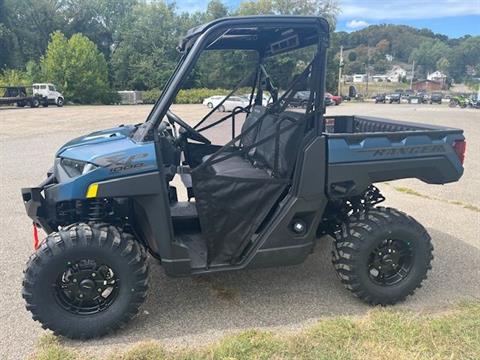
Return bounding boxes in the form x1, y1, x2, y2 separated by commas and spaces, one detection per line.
21, 16, 466, 339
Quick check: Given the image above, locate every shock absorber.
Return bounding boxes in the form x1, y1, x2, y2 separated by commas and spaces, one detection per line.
87, 199, 106, 221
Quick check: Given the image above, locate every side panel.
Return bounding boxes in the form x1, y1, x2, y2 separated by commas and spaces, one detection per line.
327, 131, 464, 198
247, 136, 328, 269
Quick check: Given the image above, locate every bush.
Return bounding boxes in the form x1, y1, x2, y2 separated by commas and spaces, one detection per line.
174, 88, 230, 104
99, 90, 121, 105
141, 88, 162, 104
141, 87, 253, 105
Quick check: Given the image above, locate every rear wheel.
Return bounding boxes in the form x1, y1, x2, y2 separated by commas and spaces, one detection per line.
30, 98, 40, 108
22, 223, 149, 339
57, 97, 64, 107
332, 207, 433, 305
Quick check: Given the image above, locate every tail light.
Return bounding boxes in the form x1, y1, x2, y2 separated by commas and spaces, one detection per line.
453, 139, 466, 165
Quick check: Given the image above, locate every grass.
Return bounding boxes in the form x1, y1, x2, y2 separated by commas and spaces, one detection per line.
392, 185, 480, 213
32, 301, 480, 360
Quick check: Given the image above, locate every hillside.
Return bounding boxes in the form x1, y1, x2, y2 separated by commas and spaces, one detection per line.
332, 24, 479, 83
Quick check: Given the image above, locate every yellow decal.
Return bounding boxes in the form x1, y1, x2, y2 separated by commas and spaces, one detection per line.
86, 183, 99, 198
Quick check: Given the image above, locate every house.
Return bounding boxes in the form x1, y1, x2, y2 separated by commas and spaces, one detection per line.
427, 71, 447, 84
386, 65, 407, 82
372, 74, 389, 82
353, 74, 367, 83
412, 80, 444, 92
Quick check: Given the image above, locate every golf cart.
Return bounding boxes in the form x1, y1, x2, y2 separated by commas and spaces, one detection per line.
21, 16, 465, 339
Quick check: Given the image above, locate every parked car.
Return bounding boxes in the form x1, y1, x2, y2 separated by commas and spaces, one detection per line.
32, 83, 64, 107
326, 92, 342, 105
417, 92, 429, 103
409, 96, 421, 104
217, 95, 250, 112
290, 91, 310, 107
430, 92, 443, 104
324, 94, 334, 106
375, 93, 386, 103
202, 95, 225, 108
388, 93, 401, 104
241, 93, 273, 107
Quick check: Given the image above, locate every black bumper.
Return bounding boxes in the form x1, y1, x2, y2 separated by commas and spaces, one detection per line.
21, 186, 54, 233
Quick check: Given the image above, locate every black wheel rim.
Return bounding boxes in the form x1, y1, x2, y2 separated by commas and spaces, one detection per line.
54, 259, 119, 315
368, 239, 413, 286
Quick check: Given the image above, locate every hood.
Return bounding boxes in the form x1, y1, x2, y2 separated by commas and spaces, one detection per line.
56, 125, 136, 157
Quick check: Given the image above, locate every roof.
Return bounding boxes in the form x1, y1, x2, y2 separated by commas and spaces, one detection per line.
178, 16, 330, 54
413, 79, 442, 84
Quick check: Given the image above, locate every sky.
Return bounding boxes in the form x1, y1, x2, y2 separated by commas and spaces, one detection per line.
174, 0, 480, 38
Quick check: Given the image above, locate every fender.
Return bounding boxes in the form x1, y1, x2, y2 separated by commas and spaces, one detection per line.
92, 172, 190, 274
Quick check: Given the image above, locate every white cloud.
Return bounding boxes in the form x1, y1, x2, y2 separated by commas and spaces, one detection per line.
346, 19, 370, 29
339, 0, 480, 20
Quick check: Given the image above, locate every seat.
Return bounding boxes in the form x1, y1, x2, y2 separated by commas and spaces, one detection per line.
201, 105, 267, 164
210, 155, 270, 179
206, 109, 305, 180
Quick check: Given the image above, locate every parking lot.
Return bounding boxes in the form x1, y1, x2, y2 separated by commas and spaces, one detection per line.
0, 103, 479, 359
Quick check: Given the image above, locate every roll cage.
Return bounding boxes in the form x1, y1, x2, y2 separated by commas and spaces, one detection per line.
132, 16, 330, 143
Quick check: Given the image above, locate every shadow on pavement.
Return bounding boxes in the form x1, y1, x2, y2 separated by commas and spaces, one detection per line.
64, 227, 480, 351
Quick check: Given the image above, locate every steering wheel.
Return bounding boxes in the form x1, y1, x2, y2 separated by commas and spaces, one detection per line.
166, 110, 211, 144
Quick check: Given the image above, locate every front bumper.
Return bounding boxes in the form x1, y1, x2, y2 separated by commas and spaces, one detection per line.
21, 174, 56, 233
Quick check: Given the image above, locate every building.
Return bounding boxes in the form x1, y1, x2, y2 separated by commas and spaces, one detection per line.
372, 74, 389, 82
427, 71, 447, 84
353, 74, 367, 83
117, 90, 143, 105
386, 65, 407, 82
412, 80, 444, 92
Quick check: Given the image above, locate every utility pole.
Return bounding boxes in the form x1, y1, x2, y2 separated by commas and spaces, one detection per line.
365, 45, 370, 96
410, 60, 415, 90
337, 45, 343, 96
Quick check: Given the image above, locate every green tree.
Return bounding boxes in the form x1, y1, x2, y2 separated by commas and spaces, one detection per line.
110, 2, 182, 90
41, 31, 112, 103
0, 68, 31, 86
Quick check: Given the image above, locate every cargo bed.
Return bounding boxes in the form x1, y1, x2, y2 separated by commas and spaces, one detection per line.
324, 115, 465, 198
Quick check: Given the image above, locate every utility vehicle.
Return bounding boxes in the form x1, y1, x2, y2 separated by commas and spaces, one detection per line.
21, 16, 466, 339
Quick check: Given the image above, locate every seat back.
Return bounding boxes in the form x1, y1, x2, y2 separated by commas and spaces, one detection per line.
240, 105, 266, 148
250, 111, 305, 178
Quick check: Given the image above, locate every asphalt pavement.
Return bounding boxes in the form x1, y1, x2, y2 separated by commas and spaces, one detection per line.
0, 103, 478, 359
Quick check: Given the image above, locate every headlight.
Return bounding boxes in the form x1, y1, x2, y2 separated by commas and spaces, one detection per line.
60, 158, 98, 178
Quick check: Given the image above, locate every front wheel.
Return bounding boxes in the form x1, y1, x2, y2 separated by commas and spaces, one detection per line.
22, 223, 149, 339
332, 207, 433, 305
